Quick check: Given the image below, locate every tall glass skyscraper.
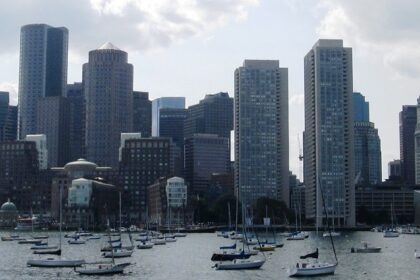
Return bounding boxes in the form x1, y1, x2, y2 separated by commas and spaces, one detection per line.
353, 92, 382, 185
151, 97, 185, 136
400, 105, 417, 185
18, 24, 68, 139
234, 60, 289, 206
84, 42, 133, 167
304, 39, 355, 227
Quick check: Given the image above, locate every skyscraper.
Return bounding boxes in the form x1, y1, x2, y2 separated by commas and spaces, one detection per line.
84, 42, 133, 167
36, 96, 70, 167
18, 24, 68, 139
304, 39, 355, 227
0, 92, 17, 142
159, 108, 187, 149
152, 97, 185, 136
66, 83, 85, 161
400, 105, 417, 185
414, 98, 420, 184
132, 91, 152, 137
353, 92, 382, 185
234, 60, 289, 206
184, 134, 230, 197
184, 92, 233, 140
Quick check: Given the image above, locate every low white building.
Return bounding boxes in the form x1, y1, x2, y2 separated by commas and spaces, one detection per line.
166, 177, 187, 208
25, 134, 48, 169
68, 178, 93, 207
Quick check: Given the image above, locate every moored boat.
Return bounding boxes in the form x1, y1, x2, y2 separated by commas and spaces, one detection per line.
288, 262, 337, 277
351, 242, 381, 253
27, 258, 85, 267
75, 262, 130, 275
214, 258, 265, 270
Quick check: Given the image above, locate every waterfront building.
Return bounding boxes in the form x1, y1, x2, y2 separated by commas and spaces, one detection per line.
36, 96, 70, 167
18, 24, 68, 138
0, 199, 18, 228
0, 92, 17, 142
152, 97, 185, 136
234, 60, 289, 206
400, 105, 417, 185
353, 92, 382, 185
184, 134, 230, 197
66, 83, 85, 161
84, 42, 133, 168
133, 91, 152, 138
415, 98, 420, 184
184, 92, 233, 141
25, 134, 48, 169
0, 141, 51, 214
119, 137, 175, 224
303, 39, 355, 227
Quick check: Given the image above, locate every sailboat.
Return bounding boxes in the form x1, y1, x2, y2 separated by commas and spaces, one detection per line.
288, 178, 338, 277
322, 205, 340, 237
383, 203, 399, 238
27, 185, 85, 267
75, 218, 131, 275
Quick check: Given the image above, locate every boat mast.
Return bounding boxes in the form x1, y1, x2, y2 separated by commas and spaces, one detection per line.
119, 191, 122, 231
59, 185, 62, 251
235, 186, 239, 234
265, 205, 268, 235
227, 202, 231, 231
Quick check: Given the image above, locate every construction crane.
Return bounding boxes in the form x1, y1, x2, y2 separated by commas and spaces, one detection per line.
297, 134, 304, 181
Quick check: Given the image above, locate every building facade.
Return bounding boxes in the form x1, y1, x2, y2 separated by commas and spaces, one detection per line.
184, 134, 230, 197
151, 97, 185, 136
119, 138, 175, 224
303, 39, 355, 227
66, 83, 85, 161
18, 24, 68, 139
0, 92, 17, 142
184, 92, 233, 140
400, 105, 417, 185
132, 91, 152, 138
84, 42, 133, 167
415, 98, 420, 184
234, 60, 289, 206
25, 134, 48, 169
36, 96, 70, 167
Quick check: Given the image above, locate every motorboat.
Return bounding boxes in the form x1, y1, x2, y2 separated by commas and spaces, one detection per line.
137, 241, 154, 249
165, 236, 177, 243
383, 229, 399, 238
152, 238, 166, 245
214, 258, 265, 270
174, 232, 187, 238
351, 242, 381, 253
18, 239, 45, 244
288, 262, 337, 277
287, 232, 305, 240
135, 235, 149, 242
415, 249, 420, 259
27, 258, 85, 267
102, 248, 133, 258
75, 262, 130, 275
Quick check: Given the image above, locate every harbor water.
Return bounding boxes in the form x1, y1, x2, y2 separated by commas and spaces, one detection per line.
1, 231, 419, 279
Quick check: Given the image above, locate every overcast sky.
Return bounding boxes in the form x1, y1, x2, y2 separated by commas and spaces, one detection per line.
0, 0, 419, 179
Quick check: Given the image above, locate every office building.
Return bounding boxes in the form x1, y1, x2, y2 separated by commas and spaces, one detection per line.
84, 42, 133, 167
234, 60, 289, 206
66, 83, 85, 161
25, 134, 48, 169
18, 24, 68, 138
119, 137, 175, 223
184, 134, 230, 197
400, 105, 417, 185
133, 91, 152, 137
152, 97, 185, 136
303, 39, 355, 227
159, 108, 187, 149
353, 92, 382, 185
184, 92, 233, 140
36, 96, 70, 167
0, 92, 17, 142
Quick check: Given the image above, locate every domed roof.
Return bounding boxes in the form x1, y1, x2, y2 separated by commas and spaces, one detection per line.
98, 42, 120, 50
1, 199, 17, 212
64, 158, 98, 172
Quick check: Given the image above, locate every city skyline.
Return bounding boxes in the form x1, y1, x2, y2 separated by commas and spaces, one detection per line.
1, 1, 420, 178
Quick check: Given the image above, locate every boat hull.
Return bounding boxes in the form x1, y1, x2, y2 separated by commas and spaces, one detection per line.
76, 263, 130, 275
288, 263, 337, 277
211, 252, 252, 261
27, 259, 85, 267
215, 259, 265, 270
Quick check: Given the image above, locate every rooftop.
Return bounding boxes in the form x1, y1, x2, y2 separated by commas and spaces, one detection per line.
98, 42, 120, 51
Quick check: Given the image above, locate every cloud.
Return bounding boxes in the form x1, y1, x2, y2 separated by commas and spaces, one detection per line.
289, 93, 304, 106
0, 0, 259, 56
317, 0, 420, 79
0, 82, 18, 105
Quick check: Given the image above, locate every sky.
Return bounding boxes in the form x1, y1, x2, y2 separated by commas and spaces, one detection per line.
1, 0, 420, 180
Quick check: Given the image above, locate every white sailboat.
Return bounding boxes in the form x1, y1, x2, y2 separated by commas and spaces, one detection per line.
383, 203, 399, 238
27, 185, 85, 267
288, 179, 338, 277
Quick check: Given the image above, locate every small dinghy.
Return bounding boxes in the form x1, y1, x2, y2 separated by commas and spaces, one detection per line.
351, 242, 381, 253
